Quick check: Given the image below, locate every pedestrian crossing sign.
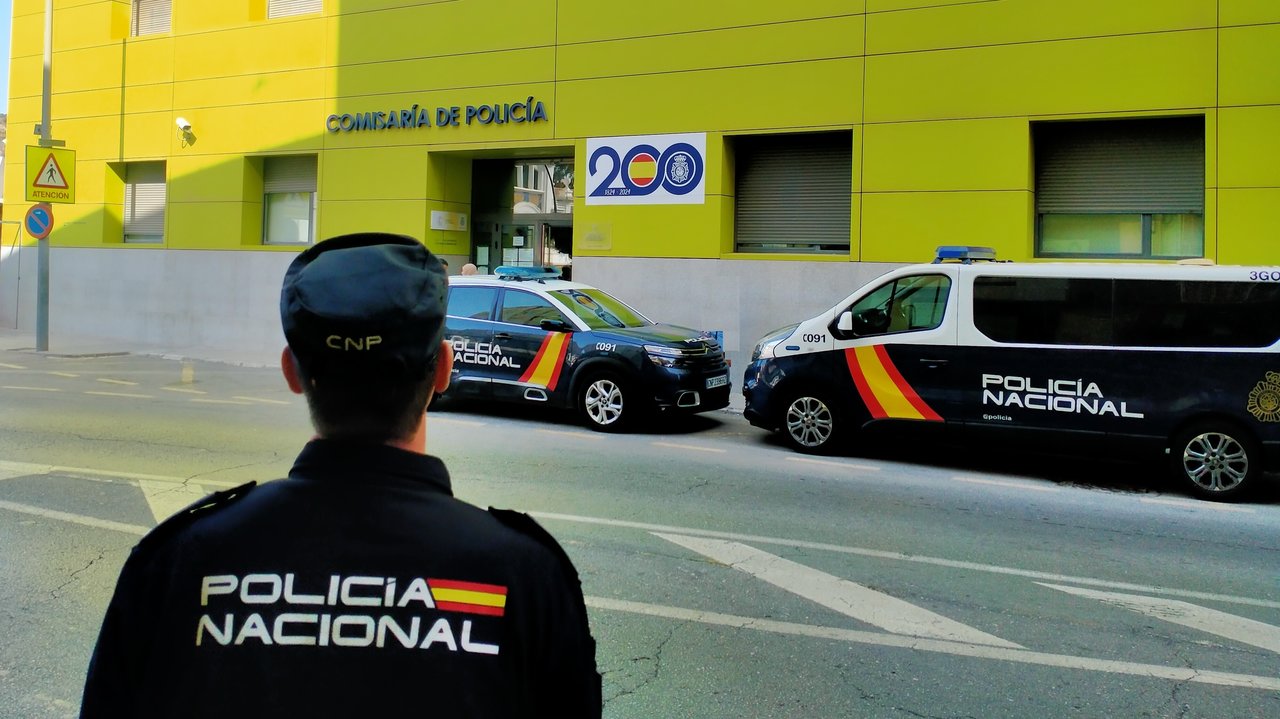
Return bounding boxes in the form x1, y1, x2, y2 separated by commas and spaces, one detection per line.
25, 146, 76, 204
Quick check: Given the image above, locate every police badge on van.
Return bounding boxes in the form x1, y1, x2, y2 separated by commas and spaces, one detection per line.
1247, 371, 1280, 422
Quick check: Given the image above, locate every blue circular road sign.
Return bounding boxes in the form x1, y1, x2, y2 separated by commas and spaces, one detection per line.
25, 203, 54, 240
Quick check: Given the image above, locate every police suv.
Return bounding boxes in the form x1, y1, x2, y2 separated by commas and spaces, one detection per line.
442, 267, 730, 430
743, 247, 1280, 500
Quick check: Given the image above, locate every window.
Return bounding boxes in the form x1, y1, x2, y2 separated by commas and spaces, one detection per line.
734, 132, 852, 253
549, 288, 651, 329
123, 162, 166, 244
447, 287, 497, 320
500, 291, 566, 328
842, 275, 951, 337
263, 156, 317, 245
1034, 117, 1205, 259
131, 0, 171, 36
973, 277, 1112, 345
268, 0, 322, 19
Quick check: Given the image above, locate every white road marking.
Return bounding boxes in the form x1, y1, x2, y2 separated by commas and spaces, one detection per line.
787, 456, 881, 472
48, 371, 79, 378
0, 500, 148, 536
536, 428, 603, 441
656, 532, 1022, 648
232, 396, 292, 405
2, 385, 60, 392
96, 378, 139, 386
1039, 583, 1280, 655
954, 476, 1060, 493
190, 398, 254, 405
0, 459, 240, 488
0, 362, 26, 369
531, 511, 1280, 610
85, 391, 153, 399
584, 596, 1280, 691
652, 441, 726, 454
162, 387, 207, 395
140, 480, 212, 523
1139, 497, 1255, 514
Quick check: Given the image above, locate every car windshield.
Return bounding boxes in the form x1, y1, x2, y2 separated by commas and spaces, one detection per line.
548, 288, 652, 329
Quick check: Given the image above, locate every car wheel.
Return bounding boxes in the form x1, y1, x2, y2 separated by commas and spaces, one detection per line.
1171, 421, 1259, 501
579, 373, 632, 432
782, 391, 840, 453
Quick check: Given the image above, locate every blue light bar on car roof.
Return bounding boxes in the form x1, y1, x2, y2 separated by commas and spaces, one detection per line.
932, 246, 997, 264
494, 265, 562, 280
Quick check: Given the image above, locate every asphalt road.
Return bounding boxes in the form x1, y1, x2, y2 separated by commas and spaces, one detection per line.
1, 351, 1277, 718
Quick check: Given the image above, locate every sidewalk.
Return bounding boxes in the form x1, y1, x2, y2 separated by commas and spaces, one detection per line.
0, 326, 276, 368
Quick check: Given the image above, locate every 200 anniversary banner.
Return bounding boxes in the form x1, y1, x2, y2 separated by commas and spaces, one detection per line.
586, 132, 706, 205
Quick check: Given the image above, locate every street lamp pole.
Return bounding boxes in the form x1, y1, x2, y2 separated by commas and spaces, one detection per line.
35, 0, 54, 351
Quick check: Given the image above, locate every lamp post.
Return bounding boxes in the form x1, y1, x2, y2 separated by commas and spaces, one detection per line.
34, 0, 54, 351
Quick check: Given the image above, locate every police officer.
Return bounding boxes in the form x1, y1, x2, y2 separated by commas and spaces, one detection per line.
81, 233, 601, 717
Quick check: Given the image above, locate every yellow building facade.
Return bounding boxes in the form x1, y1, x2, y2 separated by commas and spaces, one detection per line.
2, 0, 1278, 366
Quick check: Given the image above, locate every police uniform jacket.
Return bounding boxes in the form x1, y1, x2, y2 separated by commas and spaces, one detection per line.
81, 439, 601, 717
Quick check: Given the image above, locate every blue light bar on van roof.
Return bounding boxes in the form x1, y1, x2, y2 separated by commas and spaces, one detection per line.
933, 246, 997, 264
495, 265, 562, 280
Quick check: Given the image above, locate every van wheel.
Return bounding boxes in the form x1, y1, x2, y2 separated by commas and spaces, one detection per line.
782, 391, 840, 453
1171, 422, 1259, 501
579, 373, 632, 432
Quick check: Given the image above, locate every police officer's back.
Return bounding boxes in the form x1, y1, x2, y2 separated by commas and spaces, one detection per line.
81, 233, 601, 717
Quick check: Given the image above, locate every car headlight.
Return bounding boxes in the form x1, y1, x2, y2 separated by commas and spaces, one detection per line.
751, 324, 799, 361
644, 344, 689, 367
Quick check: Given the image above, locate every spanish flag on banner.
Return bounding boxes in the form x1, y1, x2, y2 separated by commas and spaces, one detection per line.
518, 332, 571, 390
844, 346, 942, 422
428, 579, 508, 617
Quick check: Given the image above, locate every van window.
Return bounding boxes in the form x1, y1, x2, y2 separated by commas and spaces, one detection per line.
973, 277, 1112, 345
847, 275, 951, 336
1113, 280, 1280, 348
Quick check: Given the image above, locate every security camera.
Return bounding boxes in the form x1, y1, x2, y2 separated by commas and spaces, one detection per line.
176, 117, 192, 131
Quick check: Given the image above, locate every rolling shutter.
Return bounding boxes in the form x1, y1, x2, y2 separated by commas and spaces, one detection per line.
131, 0, 171, 36
1035, 117, 1204, 214
734, 132, 852, 253
268, 0, 323, 19
124, 162, 166, 241
264, 156, 317, 194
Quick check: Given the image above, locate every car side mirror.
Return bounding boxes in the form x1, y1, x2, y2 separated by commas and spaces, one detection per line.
540, 319, 572, 332
838, 311, 854, 333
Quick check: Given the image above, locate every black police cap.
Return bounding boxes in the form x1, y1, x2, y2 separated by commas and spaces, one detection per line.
280, 233, 447, 380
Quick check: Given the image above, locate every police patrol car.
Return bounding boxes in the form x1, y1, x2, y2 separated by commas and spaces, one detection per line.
442, 267, 730, 430
743, 246, 1280, 500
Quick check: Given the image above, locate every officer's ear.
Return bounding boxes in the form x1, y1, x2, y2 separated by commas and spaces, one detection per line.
281, 347, 306, 395
432, 341, 452, 395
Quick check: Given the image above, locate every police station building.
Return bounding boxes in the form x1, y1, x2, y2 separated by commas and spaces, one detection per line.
2, 1, 1277, 371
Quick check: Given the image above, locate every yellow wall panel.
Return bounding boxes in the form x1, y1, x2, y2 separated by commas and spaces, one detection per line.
173, 69, 326, 110
55, 1, 116, 50
334, 48, 553, 99
1217, 190, 1280, 265
121, 39, 175, 86
47, 46, 125, 95
166, 203, 250, 250
1218, 106, 1280, 189
1219, 25, 1280, 106
861, 191, 1032, 262
558, 0, 862, 43
29, 115, 124, 162
121, 112, 180, 159
175, 21, 327, 81
868, 0, 1215, 55
868, 0, 979, 11
573, 199, 727, 259
425, 152, 473, 204
121, 83, 173, 114
862, 118, 1029, 192
557, 60, 861, 138
174, 1, 255, 33
168, 100, 328, 156
333, 2, 554, 66
323, 147, 427, 202
168, 156, 253, 203
319, 199, 427, 241
866, 31, 1216, 123
1220, 0, 1280, 25
558, 15, 863, 81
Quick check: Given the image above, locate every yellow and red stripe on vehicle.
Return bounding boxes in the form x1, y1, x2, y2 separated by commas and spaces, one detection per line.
518, 332, 572, 390
844, 346, 942, 422
427, 579, 508, 617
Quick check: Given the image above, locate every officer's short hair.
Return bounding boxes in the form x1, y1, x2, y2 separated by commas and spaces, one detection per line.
280, 233, 448, 441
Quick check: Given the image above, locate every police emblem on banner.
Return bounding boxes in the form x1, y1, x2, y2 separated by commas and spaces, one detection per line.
1246, 371, 1280, 422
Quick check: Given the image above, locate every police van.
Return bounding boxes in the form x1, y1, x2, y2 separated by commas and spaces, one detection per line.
742, 247, 1280, 500
442, 267, 730, 430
